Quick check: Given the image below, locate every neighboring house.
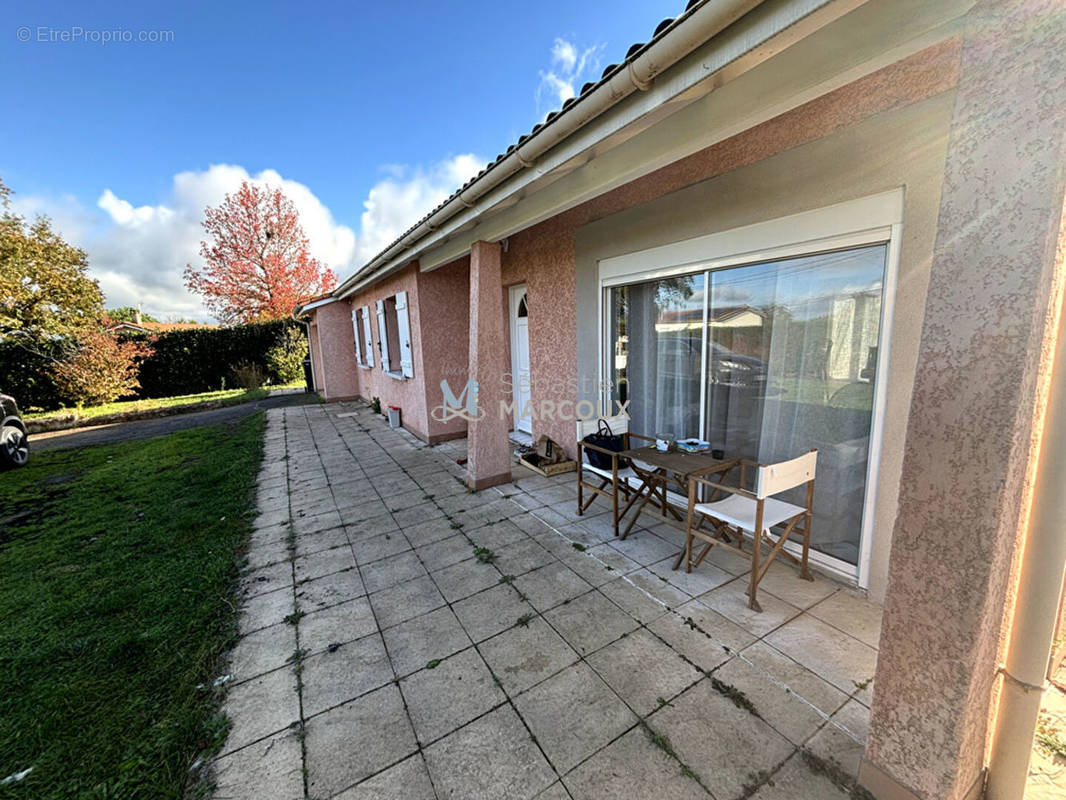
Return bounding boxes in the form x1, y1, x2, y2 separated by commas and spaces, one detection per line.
105, 311, 217, 335
296, 2, 1066, 799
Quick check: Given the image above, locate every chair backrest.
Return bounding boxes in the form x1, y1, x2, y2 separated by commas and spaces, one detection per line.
576, 415, 629, 442
755, 450, 817, 499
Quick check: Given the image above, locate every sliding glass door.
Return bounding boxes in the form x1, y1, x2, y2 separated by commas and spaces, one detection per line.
608, 243, 888, 571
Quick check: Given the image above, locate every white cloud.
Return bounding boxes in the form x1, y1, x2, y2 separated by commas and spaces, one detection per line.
12, 156, 484, 322
355, 154, 484, 264
536, 37, 605, 118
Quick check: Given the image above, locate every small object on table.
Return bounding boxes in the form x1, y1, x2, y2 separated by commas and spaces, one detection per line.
711, 448, 725, 460
677, 438, 710, 453
655, 433, 676, 452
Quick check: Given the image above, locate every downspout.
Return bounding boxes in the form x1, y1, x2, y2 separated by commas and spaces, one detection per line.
986, 274, 1066, 798
336, 0, 764, 298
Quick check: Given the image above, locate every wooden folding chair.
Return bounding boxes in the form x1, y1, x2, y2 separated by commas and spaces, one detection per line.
683, 449, 817, 611
575, 416, 651, 536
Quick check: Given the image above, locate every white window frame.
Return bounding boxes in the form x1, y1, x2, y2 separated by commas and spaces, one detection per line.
377, 293, 413, 380
360, 307, 374, 368
597, 189, 903, 588
352, 307, 365, 367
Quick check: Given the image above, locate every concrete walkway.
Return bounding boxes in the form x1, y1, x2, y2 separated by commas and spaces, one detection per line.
208, 402, 881, 800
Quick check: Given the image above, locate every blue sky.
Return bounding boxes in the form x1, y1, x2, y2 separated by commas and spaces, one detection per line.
2, 0, 679, 320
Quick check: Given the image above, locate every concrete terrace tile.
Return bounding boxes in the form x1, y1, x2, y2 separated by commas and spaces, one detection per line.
696, 578, 802, 639
670, 598, 758, 653
453, 583, 535, 643
563, 726, 710, 800
382, 605, 473, 678
649, 678, 794, 800
625, 569, 693, 608
240, 560, 292, 598
479, 616, 580, 695
803, 698, 869, 780
296, 568, 366, 611
291, 510, 343, 536
646, 609, 739, 674
513, 661, 638, 773
432, 557, 504, 604
334, 754, 437, 800
298, 596, 377, 654
749, 752, 851, 800
392, 501, 445, 529
403, 516, 463, 545
737, 639, 850, 725
494, 538, 557, 576
534, 782, 572, 800
219, 666, 300, 755
353, 531, 412, 564
363, 550, 428, 594
369, 574, 446, 630
293, 545, 357, 583
597, 577, 670, 626
416, 533, 478, 570
556, 548, 619, 588
764, 615, 878, 697
301, 632, 394, 717
304, 684, 418, 798
244, 539, 291, 571
228, 621, 297, 684
293, 526, 349, 558
586, 543, 642, 574
754, 561, 837, 610
210, 728, 303, 800
512, 562, 593, 612
400, 646, 506, 745
345, 512, 400, 540
239, 587, 294, 636
467, 519, 528, 550
423, 704, 556, 800
342, 499, 392, 525
607, 533, 681, 567
648, 556, 733, 596
586, 629, 702, 715
543, 589, 640, 656
807, 590, 883, 649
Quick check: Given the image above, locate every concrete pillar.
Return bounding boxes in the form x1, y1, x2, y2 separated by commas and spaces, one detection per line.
861, 2, 1066, 799
466, 241, 512, 490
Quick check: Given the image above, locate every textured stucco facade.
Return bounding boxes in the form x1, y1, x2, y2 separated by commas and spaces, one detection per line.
300, 3, 1066, 796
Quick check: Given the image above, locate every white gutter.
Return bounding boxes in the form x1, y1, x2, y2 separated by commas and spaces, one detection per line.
334, 0, 767, 299
986, 286, 1066, 798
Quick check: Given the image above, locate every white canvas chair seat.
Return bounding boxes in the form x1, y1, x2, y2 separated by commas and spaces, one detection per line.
582, 456, 636, 482
684, 449, 818, 612
694, 494, 806, 533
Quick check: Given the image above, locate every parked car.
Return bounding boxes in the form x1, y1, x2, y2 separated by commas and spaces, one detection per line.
0, 392, 29, 469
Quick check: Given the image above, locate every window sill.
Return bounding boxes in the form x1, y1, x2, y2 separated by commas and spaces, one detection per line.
385, 371, 407, 381
358, 364, 373, 371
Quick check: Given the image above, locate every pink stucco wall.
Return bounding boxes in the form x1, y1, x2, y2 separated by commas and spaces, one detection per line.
417, 256, 470, 441
311, 301, 359, 400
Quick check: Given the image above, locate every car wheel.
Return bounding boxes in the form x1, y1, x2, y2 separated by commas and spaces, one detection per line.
0, 425, 29, 468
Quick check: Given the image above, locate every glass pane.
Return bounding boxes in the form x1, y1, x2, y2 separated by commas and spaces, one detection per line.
705, 244, 887, 566
610, 273, 705, 440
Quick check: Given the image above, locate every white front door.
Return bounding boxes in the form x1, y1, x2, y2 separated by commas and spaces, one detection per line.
510, 285, 532, 433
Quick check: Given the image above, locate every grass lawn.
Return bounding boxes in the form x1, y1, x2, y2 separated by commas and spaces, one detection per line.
24, 383, 304, 424
0, 414, 266, 798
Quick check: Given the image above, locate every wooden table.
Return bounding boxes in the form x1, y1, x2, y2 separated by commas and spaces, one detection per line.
615, 446, 739, 540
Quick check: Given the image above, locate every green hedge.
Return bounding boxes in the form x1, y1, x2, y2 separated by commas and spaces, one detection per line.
0, 320, 307, 410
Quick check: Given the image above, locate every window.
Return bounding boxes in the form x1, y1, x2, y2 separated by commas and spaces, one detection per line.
352, 306, 373, 367
608, 243, 888, 572
376, 291, 413, 378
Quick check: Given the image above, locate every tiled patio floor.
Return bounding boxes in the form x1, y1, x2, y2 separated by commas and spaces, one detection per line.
208, 402, 881, 799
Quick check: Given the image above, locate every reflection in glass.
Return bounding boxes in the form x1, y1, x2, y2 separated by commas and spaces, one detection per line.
608, 244, 887, 567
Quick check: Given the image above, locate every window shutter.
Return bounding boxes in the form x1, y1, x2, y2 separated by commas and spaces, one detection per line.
376, 299, 390, 370
361, 307, 374, 367
395, 291, 414, 378
351, 308, 364, 366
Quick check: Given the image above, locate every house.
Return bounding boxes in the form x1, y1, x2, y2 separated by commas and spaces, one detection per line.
295, 1, 1066, 798
105, 309, 217, 335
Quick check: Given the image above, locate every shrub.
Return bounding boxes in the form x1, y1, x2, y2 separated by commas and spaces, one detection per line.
49, 330, 151, 407
265, 325, 308, 384
231, 362, 265, 390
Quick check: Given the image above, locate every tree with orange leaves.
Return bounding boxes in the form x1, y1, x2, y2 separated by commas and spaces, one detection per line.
183, 181, 337, 324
